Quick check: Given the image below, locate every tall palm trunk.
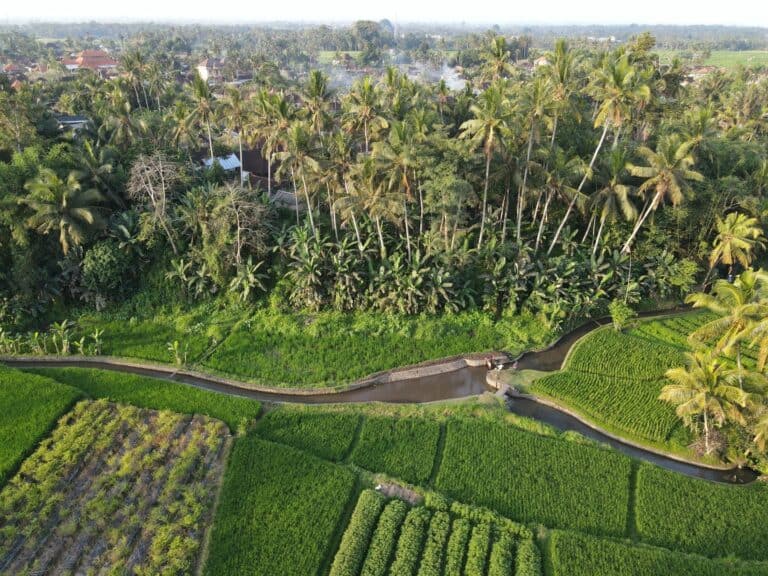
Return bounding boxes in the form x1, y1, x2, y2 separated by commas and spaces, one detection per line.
592, 213, 607, 256
403, 199, 412, 261
547, 122, 610, 255
622, 192, 659, 253
375, 216, 386, 257
238, 134, 244, 185
517, 127, 535, 243
478, 151, 491, 250
300, 172, 316, 234
582, 213, 596, 243
534, 189, 553, 252
206, 118, 214, 162
703, 408, 710, 454
267, 156, 272, 195
550, 112, 559, 149
501, 186, 510, 243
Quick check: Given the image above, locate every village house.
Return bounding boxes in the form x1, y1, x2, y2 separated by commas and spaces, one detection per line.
196, 58, 225, 83
61, 49, 119, 77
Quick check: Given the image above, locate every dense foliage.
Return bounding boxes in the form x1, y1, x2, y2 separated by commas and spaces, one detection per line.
25, 366, 261, 431
0, 365, 81, 484
204, 435, 357, 576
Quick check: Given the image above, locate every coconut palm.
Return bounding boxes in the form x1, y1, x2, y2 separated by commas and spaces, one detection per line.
303, 69, 334, 140
622, 134, 704, 253
659, 350, 749, 454
188, 72, 216, 162
459, 80, 511, 250
481, 35, 514, 82
23, 169, 105, 254
219, 86, 249, 184
687, 271, 768, 388
276, 121, 321, 234
166, 100, 196, 162
548, 53, 651, 255
709, 212, 764, 276
753, 411, 768, 453
588, 148, 637, 255
342, 76, 388, 154
545, 39, 581, 149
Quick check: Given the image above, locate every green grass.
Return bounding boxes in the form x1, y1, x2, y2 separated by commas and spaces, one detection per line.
350, 416, 441, 484
548, 529, 768, 576
202, 309, 550, 388
317, 50, 362, 64
255, 406, 360, 461
24, 367, 261, 432
435, 419, 632, 537
204, 435, 357, 576
656, 49, 768, 69
0, 365, 82, 485
531, 314, 712, 448
635, 463, 768, 560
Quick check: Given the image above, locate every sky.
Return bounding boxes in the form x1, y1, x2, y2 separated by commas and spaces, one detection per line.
2, 0, 768, 27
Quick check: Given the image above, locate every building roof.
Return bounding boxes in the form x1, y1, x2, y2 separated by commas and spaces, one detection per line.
61, 50, 118, 70
198, 58, 224, 69
202, 153, 241, 171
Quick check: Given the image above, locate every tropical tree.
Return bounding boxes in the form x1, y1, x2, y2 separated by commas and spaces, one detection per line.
687, 270, 768, 388
188, 72, 216, 162
276, 121, 321, 233
23, 169, 105, 254
219, 86, 249, 183
622, 134, 704, 253
659, 350, 749, 454
342, 76, 387, 153
548, 53, 651, 254
709, 212, 764, 276
460, 80, 510, 249
587, 148, 637, 255
545, 39, 580, 149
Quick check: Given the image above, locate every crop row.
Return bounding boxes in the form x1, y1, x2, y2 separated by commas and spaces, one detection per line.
532, 371, 680, 442
0, 365, 82, 485
434, 419, 631, 536
0, 400, 228, 575
204, 435, 357, 576
548, 529, 768, 576
255, 406, 360, 461
331, 490, 541, 576
26, 366, 261, 432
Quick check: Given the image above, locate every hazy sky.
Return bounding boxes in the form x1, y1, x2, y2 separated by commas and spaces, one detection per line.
2, 0, 768, 27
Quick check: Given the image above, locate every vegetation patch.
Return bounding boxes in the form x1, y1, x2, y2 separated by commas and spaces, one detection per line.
0, 365, 82, 485
204, 435, 357, 576
635, 463, 768, 560
0, 400, 229, 574
548, 529, 768, 575
25, 366, 261, 431
255, 406, 360, 461
434, 419, 631, 536
350, 416, 441, 484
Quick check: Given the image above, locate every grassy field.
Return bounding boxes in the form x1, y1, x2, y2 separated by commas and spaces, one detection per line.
655, 49, 768, 69
547, 530, 768, 576
435, 419, 632, 536
636, 463, 768, 560
0, 365, 82, 485
317, 50, 362, 65
204, 435, 358, 576
0, 400, 228, 574
25, 366, 261, 432
531, 314, 712, 450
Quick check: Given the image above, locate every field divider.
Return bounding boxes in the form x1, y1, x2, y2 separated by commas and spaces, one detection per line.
428, 423, 447, 487
344, 415, 366, 463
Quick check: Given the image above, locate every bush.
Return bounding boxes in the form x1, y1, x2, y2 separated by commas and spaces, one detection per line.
608, 299, 637, 331
82, 239, 134, 300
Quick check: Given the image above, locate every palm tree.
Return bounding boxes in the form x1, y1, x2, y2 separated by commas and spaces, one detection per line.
659, 350, 749, 454
166, 100, 196, 162
76, 140, 121, 207
23, 169, 105, 254
545, 39, 580, 149
622, 134, 704, 253
588, 148, 637, 255
373, 122, 418, 260
342, 76, 387, 154
303, 69, 334, 141
276, 121, 321, 234
481, 35, 513, 82
548, 53, 651, 255
459, 80, 510, 250
188, 72, 216, 162
99, 85, 145, 149
219, 86, 249, 184
687, 271, 768, 388
709, 212, 764, 276
753, 411, 768, 453
252, 89, 296, 195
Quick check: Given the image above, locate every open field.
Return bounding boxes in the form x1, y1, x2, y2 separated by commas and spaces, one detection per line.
0, 400, 229, 575
25, 366, 261, 431
655, 49, 768, 69
0, 365, 82, 485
